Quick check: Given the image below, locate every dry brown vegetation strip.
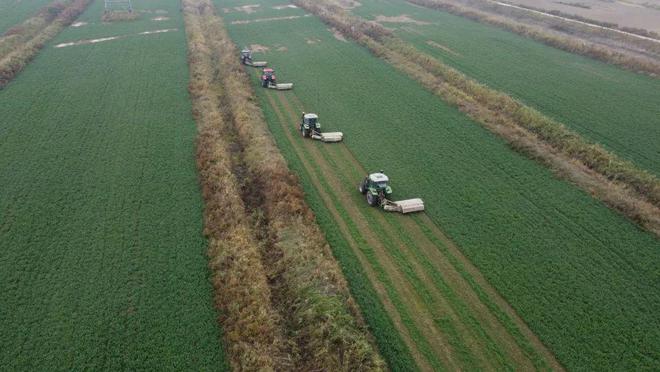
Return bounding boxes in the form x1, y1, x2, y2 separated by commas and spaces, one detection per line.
407, 0, 660, 76
182, 3, 291, 369
293, 0, 660, 236
0, 0, 92, 88
183, 0, 384, 370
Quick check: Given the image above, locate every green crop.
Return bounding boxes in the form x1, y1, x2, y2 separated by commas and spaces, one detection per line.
0, 0, 53, 34
221, 1, 660, 370
353, 0, 660, 177
0, 0, 227, 370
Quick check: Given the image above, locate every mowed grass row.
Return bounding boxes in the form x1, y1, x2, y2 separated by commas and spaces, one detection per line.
220, 0, 660, 370
353, 0, 660, 176
0, 0, 227, 369
0, 0, 54, 34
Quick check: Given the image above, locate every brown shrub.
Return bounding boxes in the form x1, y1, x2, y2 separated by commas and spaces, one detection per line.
183, 5, 293, 369
184, 0, 385, 370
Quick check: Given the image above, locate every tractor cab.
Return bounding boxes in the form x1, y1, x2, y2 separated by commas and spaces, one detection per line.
262, 68, 276, 87
359, 171, 393, 206
300, 113, 321, 137
368, 173, 391, 191
240, 48, 252, 64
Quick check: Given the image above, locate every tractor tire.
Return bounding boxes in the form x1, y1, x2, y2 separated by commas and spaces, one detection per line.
359, 184, 365, 194
301, 127, 308, 138
366, 192, 379, 207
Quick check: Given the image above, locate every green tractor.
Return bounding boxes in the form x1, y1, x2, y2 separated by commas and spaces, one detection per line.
300, 112, 343, 142
358, 171, 393, 207
358, 171, 424, 213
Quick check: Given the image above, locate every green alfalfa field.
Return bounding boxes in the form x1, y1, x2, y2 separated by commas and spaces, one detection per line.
351, 0, 660, 177
0, 0, 227, 369
0, 0, 54, 34
219, 0, 660, 370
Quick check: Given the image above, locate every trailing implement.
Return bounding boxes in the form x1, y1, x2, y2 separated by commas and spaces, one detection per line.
359, 172, 425, 213
261, 67, 293, 90
240, 48, 267, 67
300, 112, 343, 142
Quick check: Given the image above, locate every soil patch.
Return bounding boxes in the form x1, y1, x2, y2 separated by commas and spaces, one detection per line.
55, 36, 120, 48
426, 40, 461, 56
231, 15, 307, 25
235, 4, 261, 14
273, 4, 298, 9
374, 14, 430, 25
250, 43, 269, 52
336, 0, 362, 9
139, 28, 177, 35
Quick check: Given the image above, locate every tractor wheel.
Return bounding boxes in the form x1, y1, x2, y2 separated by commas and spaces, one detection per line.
359, 181, 367, 194
301, 127, 308, 138
366, 192, 379, 207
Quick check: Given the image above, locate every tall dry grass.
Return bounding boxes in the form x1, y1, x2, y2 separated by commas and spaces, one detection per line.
183, 0, 385, 370
294, 0, 660, 236
407, 0, 660, 77
183, 4, 293, 370
0, 0, 92, 89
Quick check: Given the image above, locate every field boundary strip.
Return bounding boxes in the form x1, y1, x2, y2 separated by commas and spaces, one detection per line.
293, 0, 660, 238
249, 61, 564, 370
405, 0, 660, 77
182, 0, 385, 370
182, 2, 293, 369
0, 0, 92, 89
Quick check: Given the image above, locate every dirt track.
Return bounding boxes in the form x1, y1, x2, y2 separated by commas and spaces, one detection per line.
259, 77, 564, 371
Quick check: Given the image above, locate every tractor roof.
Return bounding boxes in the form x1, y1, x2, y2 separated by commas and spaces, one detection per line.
369, 173, 389, 183
303, 113, 318, 119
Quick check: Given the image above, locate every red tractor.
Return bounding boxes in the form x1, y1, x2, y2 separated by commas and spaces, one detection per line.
261, 68, 293, 90
261, 68, 276, 88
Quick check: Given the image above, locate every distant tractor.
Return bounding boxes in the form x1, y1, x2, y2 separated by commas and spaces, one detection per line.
300, 112, 343, 142
240, 48, 267, 67
261, 68, 293, 90
359, 171, 425, 213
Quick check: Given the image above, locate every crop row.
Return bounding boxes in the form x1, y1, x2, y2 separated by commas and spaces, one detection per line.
356, 0, 660, 177
0, 0, 227, 369
222, 1, 660, 369
185, 0, 384, 370
0, 0, 53, 34
0, 0, 92, 89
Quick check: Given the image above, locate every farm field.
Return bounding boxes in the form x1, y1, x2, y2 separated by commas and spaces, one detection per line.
0, 0, 53, 34
220, 0, 660, 370
0, 0, 227, 370
349, 0, 660, 177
